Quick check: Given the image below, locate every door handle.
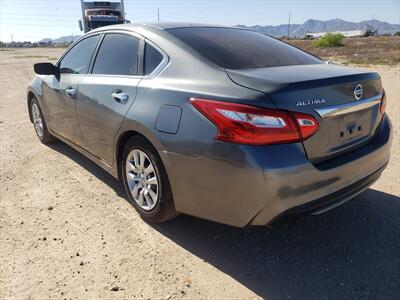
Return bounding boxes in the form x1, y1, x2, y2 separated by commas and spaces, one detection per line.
111, 90, 129, 103
65, 87, 76, 98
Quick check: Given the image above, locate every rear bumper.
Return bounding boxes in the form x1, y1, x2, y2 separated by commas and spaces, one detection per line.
162, 115, 392, 227
269, 162, 386, 227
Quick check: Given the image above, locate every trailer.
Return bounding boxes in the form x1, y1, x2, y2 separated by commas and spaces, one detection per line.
79, 0, 129, 33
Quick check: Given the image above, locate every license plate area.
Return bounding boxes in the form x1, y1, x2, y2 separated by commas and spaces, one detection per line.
327, 109, 372, 151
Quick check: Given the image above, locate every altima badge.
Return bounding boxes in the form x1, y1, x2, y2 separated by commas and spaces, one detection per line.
296, 98, 326, 107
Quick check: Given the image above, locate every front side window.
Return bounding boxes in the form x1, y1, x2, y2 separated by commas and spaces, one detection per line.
92, 33, 139, 76
144, 43, 164, 75
167, 27, 322, 69
59, 35, 99, 74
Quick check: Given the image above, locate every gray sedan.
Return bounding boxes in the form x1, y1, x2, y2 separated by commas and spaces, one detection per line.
28, 23, 392, 227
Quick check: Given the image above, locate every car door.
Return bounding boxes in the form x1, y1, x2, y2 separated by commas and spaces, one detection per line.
76, 32, 142, 165
42, 34, 100, 145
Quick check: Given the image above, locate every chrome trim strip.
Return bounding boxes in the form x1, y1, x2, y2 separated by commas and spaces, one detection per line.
315, 94, 382, 118
98, 29, 170, 79
56, 29, 170, 79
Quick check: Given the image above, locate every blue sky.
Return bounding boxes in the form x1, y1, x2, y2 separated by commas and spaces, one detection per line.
1, 0, 399, 42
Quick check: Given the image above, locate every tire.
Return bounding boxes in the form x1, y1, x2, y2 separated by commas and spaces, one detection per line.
30, 97, 56, 144
121, 136, 178, 223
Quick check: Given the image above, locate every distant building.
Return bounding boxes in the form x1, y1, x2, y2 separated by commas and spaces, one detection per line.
38, 41, 52, 46
3, 40, 55, 48
308, 30, 366, 38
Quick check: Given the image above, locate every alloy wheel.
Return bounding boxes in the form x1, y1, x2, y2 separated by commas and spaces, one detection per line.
125, 149, 159, 211
31, 103, 44, 138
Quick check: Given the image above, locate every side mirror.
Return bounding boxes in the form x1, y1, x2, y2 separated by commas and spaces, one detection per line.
125, 19, 131, 24
34, 63, 59, 79
78, 20, 83, 31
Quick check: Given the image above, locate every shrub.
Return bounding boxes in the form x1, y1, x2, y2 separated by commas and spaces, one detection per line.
312, 33, 344, 48
363, 29, 376, 37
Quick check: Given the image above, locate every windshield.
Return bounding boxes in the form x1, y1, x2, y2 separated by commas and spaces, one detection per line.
86, 9, 121, 16
166, 27, 322, 69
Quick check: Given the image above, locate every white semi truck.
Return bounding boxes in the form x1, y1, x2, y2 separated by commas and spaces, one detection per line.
79, 0, 129, 33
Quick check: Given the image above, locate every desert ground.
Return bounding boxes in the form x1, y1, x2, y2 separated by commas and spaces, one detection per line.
0, 48, 399, 299
288, 36, 400, 65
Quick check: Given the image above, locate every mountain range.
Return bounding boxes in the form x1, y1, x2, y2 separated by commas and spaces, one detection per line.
39, 35, 81, 44
39, 19, 400, 43
239, 18, 400, 37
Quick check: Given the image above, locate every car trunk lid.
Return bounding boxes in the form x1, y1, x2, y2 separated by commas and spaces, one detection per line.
227, 64, 383, 163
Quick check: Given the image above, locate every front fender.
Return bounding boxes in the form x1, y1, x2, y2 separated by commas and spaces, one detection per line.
27, 76, 45, 121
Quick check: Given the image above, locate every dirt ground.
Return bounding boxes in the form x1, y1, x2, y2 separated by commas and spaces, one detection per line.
0, 48, 399, 300
287, 36, 400, 66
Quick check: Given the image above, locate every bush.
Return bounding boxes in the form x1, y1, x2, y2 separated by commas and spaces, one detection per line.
312, 33, 344, 48
363, 29, 376, 37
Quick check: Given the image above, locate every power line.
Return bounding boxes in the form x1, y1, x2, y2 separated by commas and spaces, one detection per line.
1, 13, 81, 18
1, 17, 78, 22
0, 22, 77, 27
1, 12, 156, 18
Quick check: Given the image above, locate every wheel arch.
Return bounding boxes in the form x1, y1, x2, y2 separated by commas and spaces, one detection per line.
27, 90, 37, 123
115, 129, 165, 180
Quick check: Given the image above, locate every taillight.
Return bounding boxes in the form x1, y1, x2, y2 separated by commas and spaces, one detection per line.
190, 98, 319, 145
292, 112, 320, 140
380, 90, 386, 114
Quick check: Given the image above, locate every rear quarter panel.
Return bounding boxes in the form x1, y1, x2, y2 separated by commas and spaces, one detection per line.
116, 57, 275, 221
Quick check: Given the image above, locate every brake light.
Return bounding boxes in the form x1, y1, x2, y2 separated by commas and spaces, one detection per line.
292, 112, 320, 140
380, 90, 386, 114
191, 98, 319, 145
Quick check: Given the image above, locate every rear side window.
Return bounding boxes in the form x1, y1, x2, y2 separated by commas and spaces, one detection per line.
92, 33, 139, 75
167, 27, 322, 69
144, 43, 164, 75
59, 35, 99, 74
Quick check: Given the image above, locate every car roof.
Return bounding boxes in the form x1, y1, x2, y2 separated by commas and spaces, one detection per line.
143, 22, 229, 29
90, 22, 237, 33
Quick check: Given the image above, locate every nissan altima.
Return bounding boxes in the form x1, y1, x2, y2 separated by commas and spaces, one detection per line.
28, 23, 392, 227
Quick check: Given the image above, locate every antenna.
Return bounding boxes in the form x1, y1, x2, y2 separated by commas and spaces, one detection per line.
157, 8, 160, 22
287, 12, 291, 38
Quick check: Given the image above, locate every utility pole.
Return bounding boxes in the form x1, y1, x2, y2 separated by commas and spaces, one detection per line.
157, 8, 160, 22
287, 12, 291, 38
372, 13, 375, 30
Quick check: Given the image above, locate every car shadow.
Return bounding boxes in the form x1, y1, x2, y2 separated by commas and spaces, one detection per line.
48, 141, 125, 198
153, 189, 400, 299
49, 141, 399, 299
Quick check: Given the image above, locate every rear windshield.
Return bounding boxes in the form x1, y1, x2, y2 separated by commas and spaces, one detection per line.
166, 27, 322, 69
